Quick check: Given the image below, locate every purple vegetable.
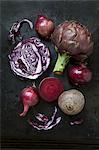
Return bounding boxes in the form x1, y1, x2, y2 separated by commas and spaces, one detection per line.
52, 21, 93, 61
35, 15, 55, 39
9, 19, 33, 44
39, 77, 64, 102
28, 107, 61, 130
70, 118, 84, 125
51, 21, 93, 74
19, 85, 39, 117
8, 37, 50, 79
68, 64, 92, 86
35, 113, 49, 123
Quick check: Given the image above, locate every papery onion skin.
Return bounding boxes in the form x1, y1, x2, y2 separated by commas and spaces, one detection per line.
39, 77, 64, 102
20, 86, 39, 117
35, 15, 55, 39
68, 64, 92, 86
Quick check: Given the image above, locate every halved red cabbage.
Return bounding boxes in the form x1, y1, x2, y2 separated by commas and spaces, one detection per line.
8, 37, 50, 79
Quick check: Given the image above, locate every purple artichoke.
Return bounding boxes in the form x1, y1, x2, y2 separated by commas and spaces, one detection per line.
51, 21, 93, 74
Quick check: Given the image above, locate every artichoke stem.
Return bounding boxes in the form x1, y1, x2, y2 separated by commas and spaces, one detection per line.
53, 52, 70, 74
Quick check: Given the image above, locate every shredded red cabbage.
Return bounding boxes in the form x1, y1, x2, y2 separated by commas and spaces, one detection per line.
28, 107, 61, 130
70, 118, 84, 125
9, 19, 33, 44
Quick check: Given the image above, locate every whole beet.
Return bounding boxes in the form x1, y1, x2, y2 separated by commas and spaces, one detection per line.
51, 21, 93, 62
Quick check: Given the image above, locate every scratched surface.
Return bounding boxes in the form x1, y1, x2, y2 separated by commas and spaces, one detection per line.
1, 0, 99, 147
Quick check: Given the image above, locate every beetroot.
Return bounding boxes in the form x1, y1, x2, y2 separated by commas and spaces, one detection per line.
39, 77, 64, 102
20, 86, 39, 117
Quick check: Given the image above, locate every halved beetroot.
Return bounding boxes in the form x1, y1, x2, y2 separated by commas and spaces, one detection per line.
39, 77, 64, 102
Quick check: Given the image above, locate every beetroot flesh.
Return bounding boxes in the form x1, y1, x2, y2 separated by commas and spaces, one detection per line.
39, 77, 64, 102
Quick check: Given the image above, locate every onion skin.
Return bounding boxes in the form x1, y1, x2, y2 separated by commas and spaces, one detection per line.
68, 64, 92, 86
39, 77, 64, 102
35, 15, 55, 39
20, 86, 39, 117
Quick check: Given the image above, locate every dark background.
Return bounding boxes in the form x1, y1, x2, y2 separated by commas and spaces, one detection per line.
1, 0, 99, 149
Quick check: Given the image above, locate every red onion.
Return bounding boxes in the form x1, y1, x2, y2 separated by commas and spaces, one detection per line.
68, 64, 92, 86
39, 77, 64, 102
20, 85, 39, 117
35, 15, 55, 39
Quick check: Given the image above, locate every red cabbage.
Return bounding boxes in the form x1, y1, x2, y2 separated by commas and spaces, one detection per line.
8, 37, 50, 79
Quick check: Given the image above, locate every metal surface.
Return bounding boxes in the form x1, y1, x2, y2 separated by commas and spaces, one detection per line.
1, 0, 99, 148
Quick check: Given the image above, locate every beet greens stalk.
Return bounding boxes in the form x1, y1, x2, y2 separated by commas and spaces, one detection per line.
53, 47, 71, 74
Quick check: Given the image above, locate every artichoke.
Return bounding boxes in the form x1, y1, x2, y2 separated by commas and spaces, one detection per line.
51, 21, 93, 74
